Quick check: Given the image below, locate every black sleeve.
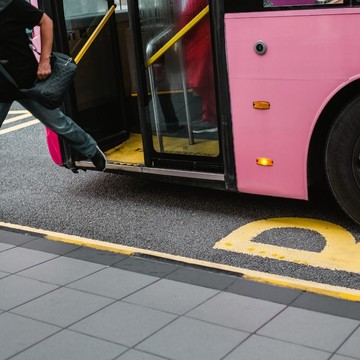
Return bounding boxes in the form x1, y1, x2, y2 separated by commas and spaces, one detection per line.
11, 0, 44, 29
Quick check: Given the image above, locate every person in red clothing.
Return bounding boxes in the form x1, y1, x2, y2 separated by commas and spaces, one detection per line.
177, 0, 218, 134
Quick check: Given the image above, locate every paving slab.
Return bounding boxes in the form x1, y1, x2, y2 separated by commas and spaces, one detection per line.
67, 267, 159, 299
0, 312, 59, 360
0, 274, 58, 311
136, 316, 248, 360
336, 326, 360, 359
222, 334, 331, 360
124, 278, 219, 315
18, 256, 106, 285
10, 329, 127, 360
187, 292, 285, 332
69, 301, 177, 347
11, 287, 114, 327
258, 307, 360, 352
0, 247, 57, 273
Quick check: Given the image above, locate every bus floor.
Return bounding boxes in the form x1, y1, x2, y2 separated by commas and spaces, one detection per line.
104, 132, 219, 165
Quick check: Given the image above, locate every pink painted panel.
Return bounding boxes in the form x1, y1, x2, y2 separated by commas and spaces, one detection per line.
225, 8, 360, 199
30, 0, 63, 165
46, 129, 63, 165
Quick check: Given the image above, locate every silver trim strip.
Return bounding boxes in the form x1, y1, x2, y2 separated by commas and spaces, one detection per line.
75, 160, 225, 181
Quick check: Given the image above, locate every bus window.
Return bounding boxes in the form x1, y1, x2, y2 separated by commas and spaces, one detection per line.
117, 0, 128, 11
63, 0, 128, 19
265, 0, 344, 6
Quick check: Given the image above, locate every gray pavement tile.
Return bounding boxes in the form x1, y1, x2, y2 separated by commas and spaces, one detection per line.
113, 257, 179, 278
292, 293, 360, 320
258, 307, 360, 352
11, 287, 113, 327
69, 301, 177, 347
0, 229, 37, 246
226, 278, 302, 305
0, 275, 58, 311
67, 267, 158, 299
115, 349, 168, 359
0, 271, 8, 279
0, 247, 57, 273
18, 256, 106, 285
21, 238, 80, 255
0, 242, 14, 252
10, 329, 127, 360
0, 312, 59, 360
337, 326, 360, 359
165, 267, 237, 290
124, 278, 218, 315
186, 292, 285, 332
222, 334, 331, 360
65, 246, 128, 266
331, 355, 360, 360
136, 316, 248, 360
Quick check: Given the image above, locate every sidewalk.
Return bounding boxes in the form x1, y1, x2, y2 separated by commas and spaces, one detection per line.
0, 228, 360, 360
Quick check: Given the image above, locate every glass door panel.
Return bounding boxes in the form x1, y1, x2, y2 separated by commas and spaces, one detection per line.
139, 0, 220, 159
62, 0, 128, 150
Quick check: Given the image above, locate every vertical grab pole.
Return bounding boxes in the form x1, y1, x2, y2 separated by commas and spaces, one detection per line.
148, 64, 164, 152
177, 40, 194, 145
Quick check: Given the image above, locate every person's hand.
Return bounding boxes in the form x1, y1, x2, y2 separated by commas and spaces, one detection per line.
37, 59, 52, 80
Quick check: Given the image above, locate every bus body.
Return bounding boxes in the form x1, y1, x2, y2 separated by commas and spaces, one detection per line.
32, 0, 360, 224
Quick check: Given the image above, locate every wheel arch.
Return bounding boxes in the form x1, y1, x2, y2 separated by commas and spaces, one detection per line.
308, 78, 360, 190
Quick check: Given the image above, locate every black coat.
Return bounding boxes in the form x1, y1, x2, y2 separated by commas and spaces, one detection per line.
0, 0, 13, 12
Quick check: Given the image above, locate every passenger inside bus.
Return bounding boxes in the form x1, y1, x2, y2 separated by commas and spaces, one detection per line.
153, 56, 185, 134
176, 0, 218, 134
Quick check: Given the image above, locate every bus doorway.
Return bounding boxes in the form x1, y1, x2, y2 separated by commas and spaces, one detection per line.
129, 0, 223, 173
38, 0, 130, 160
41, 0, 225, 180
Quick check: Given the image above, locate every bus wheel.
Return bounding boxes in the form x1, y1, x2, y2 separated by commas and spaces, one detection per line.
325, 96, 360, 225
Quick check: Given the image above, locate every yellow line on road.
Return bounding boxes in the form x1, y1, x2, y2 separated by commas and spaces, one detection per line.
1, 221, 360, 301
8, 110, 29, 114
4, 113, 32, 124
0, 119, 40, 135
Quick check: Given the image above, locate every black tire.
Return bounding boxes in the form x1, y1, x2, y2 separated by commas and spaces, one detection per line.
325, 96, 360, 225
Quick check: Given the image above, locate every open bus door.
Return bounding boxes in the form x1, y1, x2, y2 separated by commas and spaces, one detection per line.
39, 0, 229, 189
127, 0, 224, 173
38, 0, 129, 169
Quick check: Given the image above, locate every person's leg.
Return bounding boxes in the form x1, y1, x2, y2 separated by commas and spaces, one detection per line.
18, 98, 106, 170
0, 102, 13, 128
18, 98, 96, 157
158, 94, 185, 133
154, 60, 184, 133
198, 85, 217, 124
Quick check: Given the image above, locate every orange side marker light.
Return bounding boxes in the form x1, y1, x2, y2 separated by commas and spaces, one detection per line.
256, 157, 274, 166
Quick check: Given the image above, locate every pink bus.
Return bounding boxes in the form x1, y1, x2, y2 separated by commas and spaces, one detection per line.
33, 0, 359, 225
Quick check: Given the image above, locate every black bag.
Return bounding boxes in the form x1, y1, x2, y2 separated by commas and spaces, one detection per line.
21, 52, 77, 109
0, 51, 77, 110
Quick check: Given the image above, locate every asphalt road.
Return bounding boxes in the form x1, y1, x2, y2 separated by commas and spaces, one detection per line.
1, 102, 360, 292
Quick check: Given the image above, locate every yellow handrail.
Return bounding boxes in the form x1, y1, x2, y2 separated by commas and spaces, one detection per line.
145, 5, 209, 68
74, 4, 117, 64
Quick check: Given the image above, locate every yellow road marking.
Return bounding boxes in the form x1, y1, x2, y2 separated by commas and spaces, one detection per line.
214, 217, 360, 273
3, 112, 32, 124
0, 119, 40, 135
1, 221, 360, 301
8, 110, 29, 114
